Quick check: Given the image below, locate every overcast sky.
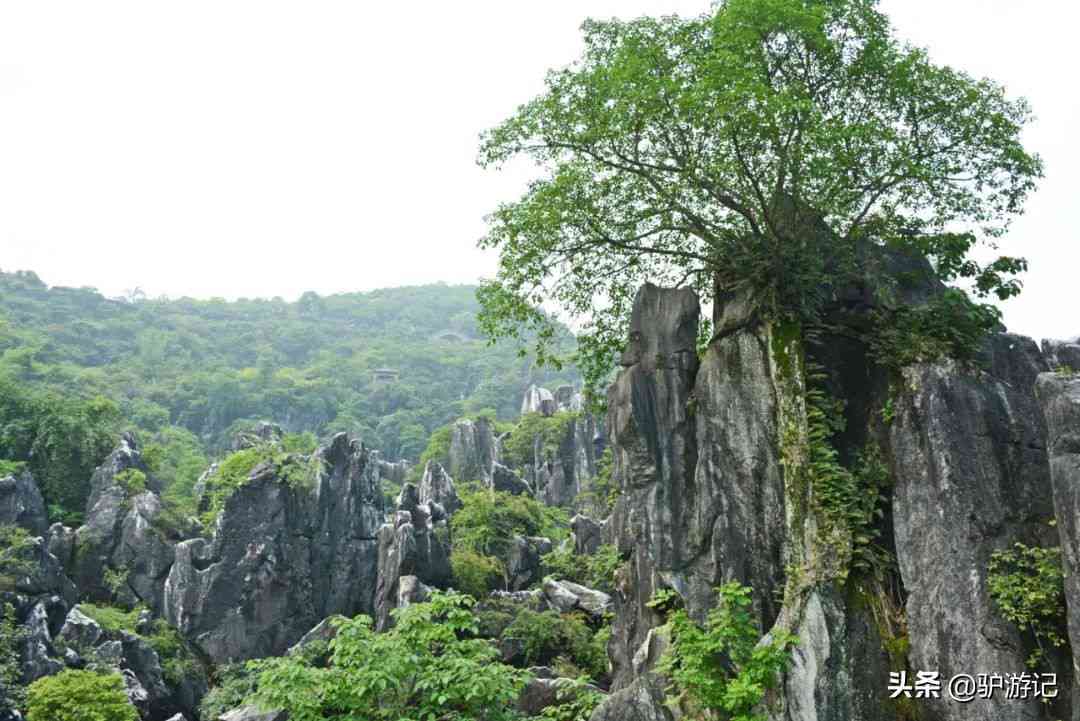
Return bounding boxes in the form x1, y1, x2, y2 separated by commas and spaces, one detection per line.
0, 1, 1076, 340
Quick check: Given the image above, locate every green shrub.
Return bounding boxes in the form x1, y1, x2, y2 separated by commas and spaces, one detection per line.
0, 524, 35, 592
988, 542, 1067, 669
251, 591, 527, 721
198, 663, 260, 720
501, 609, 607, 682
542, 544, 621, 595
0, 602, 28, 710
113, 469, 147, 497
76, 603, 141, 634
0, 459, 26, 477
26, 669, 138, 721
501, 411, 580, 469
869, 289, 1001, 371
451, 485, 569, 560
657, 582, 797, 720
451, 548, 503, 598
535, 676, 605, 721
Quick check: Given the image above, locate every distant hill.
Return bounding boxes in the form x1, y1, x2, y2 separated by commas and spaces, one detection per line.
0, 269, 577, 516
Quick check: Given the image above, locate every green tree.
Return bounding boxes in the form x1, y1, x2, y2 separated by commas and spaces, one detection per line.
477, 0, 1041, 394
25, 669, 139, 721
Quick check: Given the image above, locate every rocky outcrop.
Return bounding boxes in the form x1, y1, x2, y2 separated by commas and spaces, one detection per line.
588, 674, 672, 721
541, 578, 611, 618
1044, 337, 1080, 372
1037, 368, 1080, 720
492, 463, 532, 497
0, 470, 48, 537
418, 461, 461, 514
504, 536, 552, 591
448, 417, 499, 483
570, 515, 604, 556
604, 283, 703, 684
373, 483, 452, 630
521, 385, 600, 510
522, 385, 557, 416
70, 434, 175, 612
164, 433, 382, 663
888, 333, 1061, 721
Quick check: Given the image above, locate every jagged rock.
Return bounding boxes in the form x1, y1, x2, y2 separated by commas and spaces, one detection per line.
505, 536, 551, 591
165, 715, 188, 721
19, 600, 62, 683
374, 483, 451, 630
46, 522, 76, 570
1037, 370, 1080, 718
491, 463, 531, 497
1043, 337, 1080, 372
541, 578, 611, 617
517, 668, 603, 715
889, 332, 1061, 721
570, 515, 604, 556
604, 284, 702, 683
448, 417, 498, 483
7, 535, 77, 605
164, 433, 382, 663
0, 470, 47, 536
230, 422, 284, 451
377, 458, 410, 487
531, 413, 599, 509
587, 673, 672, 721
57, 606, 104, 649
220, 707, 287, 721
522, 385, 557, 416
418, 461, 461, 515
398, 575, 432, 609
71, 434, 176, 611
287, 614, 346, 657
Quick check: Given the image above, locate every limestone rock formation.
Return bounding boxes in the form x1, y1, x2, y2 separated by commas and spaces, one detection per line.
418, 461, 461, 514
448, 417, 499, 483
888, 333, 1060, 721
373, 482, 452, 630
1037, 368, 1080, 719
68, 433, 175, 612
164, 433, 382, 663
0, 470, 48, 537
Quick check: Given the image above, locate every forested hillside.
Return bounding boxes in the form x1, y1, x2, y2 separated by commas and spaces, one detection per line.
0, 269, 576, 520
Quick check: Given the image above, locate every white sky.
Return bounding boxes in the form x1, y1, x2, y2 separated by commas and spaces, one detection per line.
0, 1, 1076, 341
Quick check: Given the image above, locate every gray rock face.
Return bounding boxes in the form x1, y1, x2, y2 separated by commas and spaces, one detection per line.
65, 605, 205, 719
492, 463, 532, 497
219, 707, 287, 721
570, 515, 604, 556
418, 461, 461, 515
604, 284, 704, 683
230, 421, 284, 451
1036, 370, 1080, 719
448, 417, 499, 483
541, 578, 611, 617
164, 433, 382, 663
505, 536, 552, 591
531, 412, 599, 509
587, 673, 672, 721
768, 588, 891, 721
522, 385, 557, 416
1043, 338, 1080, 372
889, 333, 1059, 721
373, 483, 452, 630
71, 434, 175, 611
6, 535, 77, 605
0, 470, 48, 536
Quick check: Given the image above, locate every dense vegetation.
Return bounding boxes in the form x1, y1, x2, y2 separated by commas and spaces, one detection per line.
0, 270, 576, 520
25, 669, 139, 721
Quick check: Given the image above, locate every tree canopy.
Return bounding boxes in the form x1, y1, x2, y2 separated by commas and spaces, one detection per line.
477, 0, 1042, 392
